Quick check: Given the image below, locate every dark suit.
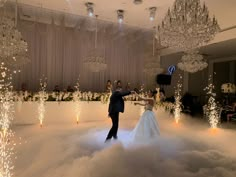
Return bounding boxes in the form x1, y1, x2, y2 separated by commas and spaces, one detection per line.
106, 90, 131, 140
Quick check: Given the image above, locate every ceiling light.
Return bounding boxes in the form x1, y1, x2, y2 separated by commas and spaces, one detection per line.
177, 50, 208, 73
149, 7, 156, 21
133, 0, 143, 5
117, 10, 124, 23
85, 2, 94, 17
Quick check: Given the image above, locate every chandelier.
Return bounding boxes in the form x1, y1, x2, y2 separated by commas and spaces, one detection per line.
157, 0, 220, 51
83, 16, 107, 72
143, 30, 164, 76
143, 57, 164, 76
177, 50, 208, 73
0, 0, 7, 7
0, 15, 29, 69
83, 48, 107, 72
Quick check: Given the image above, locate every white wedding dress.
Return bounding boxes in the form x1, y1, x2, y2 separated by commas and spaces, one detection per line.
130, 101, 160, 144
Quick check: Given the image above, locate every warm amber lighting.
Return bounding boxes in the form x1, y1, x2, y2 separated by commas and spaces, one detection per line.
175, 119, 179, 124
40, 120, 43, 128
2, 128, 7, 137
172, 120, 180, 128
76, 115, 79, 124
209, 128, 218, 134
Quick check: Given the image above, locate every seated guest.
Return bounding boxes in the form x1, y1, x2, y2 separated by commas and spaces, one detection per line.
19, 83, 30, 101
181, 92, 193, 114
106, 80, 113, 92
21, 83, 27, 92
226, 101, 236, 122
160, 89, 166, 102
116, 80, 122, 88
67, 85, 74, 92
53, 85, 60, 92
125, 82, 131, 91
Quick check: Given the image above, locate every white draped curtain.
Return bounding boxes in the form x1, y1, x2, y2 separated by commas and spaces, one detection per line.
13, 20, 152, 92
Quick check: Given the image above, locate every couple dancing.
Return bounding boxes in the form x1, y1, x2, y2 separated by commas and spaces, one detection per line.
105, 80, 160, 144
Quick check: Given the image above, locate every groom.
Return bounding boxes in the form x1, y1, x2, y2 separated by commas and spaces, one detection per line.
105, 80, 134, 142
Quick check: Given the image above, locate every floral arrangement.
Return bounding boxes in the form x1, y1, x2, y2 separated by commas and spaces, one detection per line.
221, 83, 236, 93
10, 91, 130, 102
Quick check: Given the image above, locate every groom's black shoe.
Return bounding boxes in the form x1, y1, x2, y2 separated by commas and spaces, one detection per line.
105, 137, 111, 143
113, 136, 118, 140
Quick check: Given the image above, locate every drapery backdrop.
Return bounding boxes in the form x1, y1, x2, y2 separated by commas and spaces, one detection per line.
12, 20, 154, 92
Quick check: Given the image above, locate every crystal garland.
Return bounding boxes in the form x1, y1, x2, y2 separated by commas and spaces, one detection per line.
143, 55, 164, 76
177, 50, 208, 73
143, 30, 164, 76
83, 49, 107, 72
157, 0, 220, 51
0, 16, 29, 69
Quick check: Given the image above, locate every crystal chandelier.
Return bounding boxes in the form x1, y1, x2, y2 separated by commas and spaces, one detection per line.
177, 50, 208, 73
157, 0, 220, 51
83, 49, 107, 72
0, 15, 29, 69
0, 0, 7, 7
83, 16, 107, 72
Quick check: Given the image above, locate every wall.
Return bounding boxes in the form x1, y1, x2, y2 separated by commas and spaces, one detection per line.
161, 54, 236, 104
160, 53, 185, 98
212, 59, 236, 102
13, 20, 151, 92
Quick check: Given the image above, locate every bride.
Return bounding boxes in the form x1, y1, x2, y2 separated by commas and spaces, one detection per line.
130, 90, 160, 143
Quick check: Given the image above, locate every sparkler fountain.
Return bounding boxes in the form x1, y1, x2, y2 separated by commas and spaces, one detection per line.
38, 77, 48, 128
73, 78, 81, 124
0, 63, 15, 177
174, 75, 183, 124
204, 75, 220, 130
0, 3, 29, 175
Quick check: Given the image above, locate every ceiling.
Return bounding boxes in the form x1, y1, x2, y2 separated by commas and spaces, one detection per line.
4, 0, 236, 60
7, 0, 236, 30
200, 38, 236, 59
162, 38, 236, 63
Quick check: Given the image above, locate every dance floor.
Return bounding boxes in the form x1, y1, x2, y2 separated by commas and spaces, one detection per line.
12, 102, 236, 177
